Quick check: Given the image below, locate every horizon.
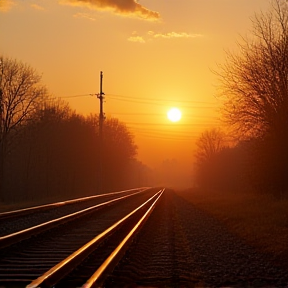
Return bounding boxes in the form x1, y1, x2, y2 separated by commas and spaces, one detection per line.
0, 0, 271, 188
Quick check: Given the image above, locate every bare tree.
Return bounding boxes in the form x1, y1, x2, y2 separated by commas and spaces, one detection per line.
195, 128, 226, 164
216, 0, 288, 140
0, 55, 48, 200
194, 128, 227, 189
216, 0, 288, 195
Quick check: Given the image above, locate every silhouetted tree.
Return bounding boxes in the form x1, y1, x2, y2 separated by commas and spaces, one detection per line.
217, 0, 288, 139
216, 0, 288, 195
195, 128, 226, 163
0, 56, 48, 201
194, 128, 227, 189
4, 104, 139, 203
102, 118, 137, 191
194, 130, 250, 191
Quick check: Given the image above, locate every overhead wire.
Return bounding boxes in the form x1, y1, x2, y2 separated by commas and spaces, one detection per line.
106, 93, 219, 105
125, 122, 196, 126
108, 110, 219, 120
129, 130, 201, 140
107, 96, 219, 109
61, 94, 93, 99
55, 92, 219, 105
53, 91, 221, 141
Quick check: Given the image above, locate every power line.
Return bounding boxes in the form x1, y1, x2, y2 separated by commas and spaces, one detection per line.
52, 87, 222, 105
132, 133, 199, 141
56, 92, 219, 106
107, 96, 219, 108
106, 93, 219, 105
130, 130, 201, 139
54, 93, 219, 109
124, 122, 217, 127
61, 94, 92, 99
128, 125, 216, 133
109, 112, 161, 116
109, 111, 220, 120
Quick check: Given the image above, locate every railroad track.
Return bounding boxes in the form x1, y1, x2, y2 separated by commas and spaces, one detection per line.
0, 187, 150, 239
0, 187, 164, 287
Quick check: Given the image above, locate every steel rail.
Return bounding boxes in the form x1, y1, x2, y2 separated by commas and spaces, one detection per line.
0, 188, 150, 249
26, 189, 164, 288
82, 189, 164, 288
0, 187, 150, 219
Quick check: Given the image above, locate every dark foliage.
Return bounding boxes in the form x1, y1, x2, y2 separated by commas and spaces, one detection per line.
2, 100, 141, 204
210, 0, 288, 196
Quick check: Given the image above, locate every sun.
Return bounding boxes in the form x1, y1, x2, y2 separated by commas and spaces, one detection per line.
167, 107, 182, 122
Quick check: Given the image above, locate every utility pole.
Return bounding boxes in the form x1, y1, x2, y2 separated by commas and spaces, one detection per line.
0, 82, 3, 200
0, 87, 2, 141
98, 71, 104, 141
0, 72, 2, 142
97, 71, 105, 193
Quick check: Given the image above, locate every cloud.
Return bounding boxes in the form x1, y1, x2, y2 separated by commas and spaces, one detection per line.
128, 31, 203, 43
0, 0, 15, 12
60, 0, 160, 20
31, 4, 45, 10
152, 31, 203, 39
128, 35, 145, 43
73, 12, 97, 21
0, 1, 45, 12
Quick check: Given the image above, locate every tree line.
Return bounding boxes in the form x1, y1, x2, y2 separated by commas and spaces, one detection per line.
3, 0, 287, 203
194, 0, 288, 198
0, 56, 152, 204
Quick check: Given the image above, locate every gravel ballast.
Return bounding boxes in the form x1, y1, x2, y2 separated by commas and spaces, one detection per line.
105, 189, 288, 287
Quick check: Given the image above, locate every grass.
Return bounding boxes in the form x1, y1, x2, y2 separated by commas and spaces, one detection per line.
176, 188, 288, 267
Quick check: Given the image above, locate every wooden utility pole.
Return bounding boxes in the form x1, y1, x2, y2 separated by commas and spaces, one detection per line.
0, 86, 3, 200
97, 71, 105, 192
0, 88, 2, 142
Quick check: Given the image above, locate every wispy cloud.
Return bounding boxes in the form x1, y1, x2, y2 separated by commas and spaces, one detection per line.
31, 3, 45, 11
128, 35, 145, 43
59, 0, 160, 20
128, 31, 145, 43
151, 31, 203, 39
74, 12, 98, 21
0, 0, 15, 12
128, 30, 203, 43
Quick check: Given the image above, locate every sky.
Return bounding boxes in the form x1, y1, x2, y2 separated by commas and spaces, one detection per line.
0, 0, 271, 187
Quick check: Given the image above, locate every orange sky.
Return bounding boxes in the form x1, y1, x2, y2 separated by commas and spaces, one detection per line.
0, 0, 271, 187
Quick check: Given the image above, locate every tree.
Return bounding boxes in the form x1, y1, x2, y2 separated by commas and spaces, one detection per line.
216, 0, 288, 195
217, 0, 288, 139
0, 55, 48, 200
3, 106, 139, 202
194, 128, 226, 189
195, 128, 226, 164
102, 118, 137, 191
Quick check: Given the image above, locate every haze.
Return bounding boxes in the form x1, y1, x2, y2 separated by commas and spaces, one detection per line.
0, 0, 270, 188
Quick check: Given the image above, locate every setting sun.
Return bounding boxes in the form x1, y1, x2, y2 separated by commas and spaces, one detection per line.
167, 108, 182, 122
